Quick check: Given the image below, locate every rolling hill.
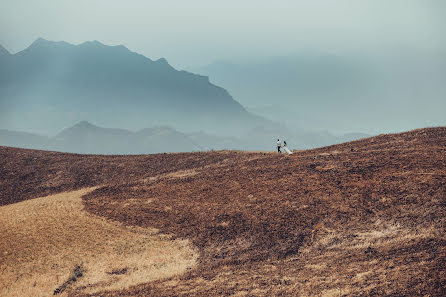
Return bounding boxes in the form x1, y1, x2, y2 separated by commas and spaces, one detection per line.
0, 127, 445, 296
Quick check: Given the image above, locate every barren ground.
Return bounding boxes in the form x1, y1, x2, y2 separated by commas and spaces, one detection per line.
0, 127, 445, 296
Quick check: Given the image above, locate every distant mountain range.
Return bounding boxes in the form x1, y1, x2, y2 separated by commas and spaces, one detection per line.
0, 38, 265, 136
192, 54, 446, 133
0, 38, 374, 152
0, 121, 370, 154
0, 121, 200, 154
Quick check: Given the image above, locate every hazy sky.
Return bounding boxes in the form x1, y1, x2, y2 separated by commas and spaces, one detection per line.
1, 0, 445, 69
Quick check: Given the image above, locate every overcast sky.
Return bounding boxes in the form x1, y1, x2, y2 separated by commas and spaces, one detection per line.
1, 0, 445, 69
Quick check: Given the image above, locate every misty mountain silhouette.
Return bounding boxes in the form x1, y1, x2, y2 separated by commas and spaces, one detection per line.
0, 129, 49, 149
192, 55, 446, 133
53, 121, 204, 154
0, 121, 202, 154
0, 38, 264, 135
0, 121, 370, 154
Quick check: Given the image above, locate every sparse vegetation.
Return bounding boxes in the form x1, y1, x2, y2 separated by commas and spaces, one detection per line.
54, 265, 84, 295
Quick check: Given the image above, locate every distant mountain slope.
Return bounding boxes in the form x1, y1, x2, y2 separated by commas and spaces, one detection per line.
53, 121, 205, 154
0, 121, 370, 154
0, 38, 263, 135
0, 129, 49, 149
192, 54, 446, 133
0, 121, 202, 154
54, 121, 205, 154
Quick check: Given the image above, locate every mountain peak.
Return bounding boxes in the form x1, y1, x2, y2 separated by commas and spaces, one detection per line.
156, 57, 169, 65
30, 37, 53, 46
34, 37, 49, 43
73, 121, 97, 129
79, 40, 105, 47
78, 40, 132, 54
27, 37, 73, 51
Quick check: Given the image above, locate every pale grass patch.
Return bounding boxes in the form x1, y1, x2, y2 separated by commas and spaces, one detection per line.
249, 288, 267, 295
321, 288, 350, 297
318, 150, 341, 157
353, 270, 373, 282
302, 219, 438, 259
304, 263, 328, 270
318, 153, 331, 156
143, 169, 198, 183
0, 188, 197, 297
217, 221, 230, 227
349, 222, 437, 250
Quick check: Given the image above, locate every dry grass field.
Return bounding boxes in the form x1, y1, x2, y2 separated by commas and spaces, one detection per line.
0, 188, 197, 297
0, 127, 445, 296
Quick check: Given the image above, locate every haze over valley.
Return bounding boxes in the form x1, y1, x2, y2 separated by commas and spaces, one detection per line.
2, 1, 445, 152
192, 52, 446, 135
0, 38, 260, 138
0, 38, 375, 152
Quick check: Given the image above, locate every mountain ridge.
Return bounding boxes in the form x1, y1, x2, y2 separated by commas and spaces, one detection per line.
0, 38, 259, 136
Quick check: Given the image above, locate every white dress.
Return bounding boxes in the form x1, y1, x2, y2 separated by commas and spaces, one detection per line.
283, 144, 293, 154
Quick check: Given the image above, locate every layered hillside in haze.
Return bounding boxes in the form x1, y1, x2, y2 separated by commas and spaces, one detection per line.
0, 38, 263, 135
52, 121, 202, 154
0, 127, 444, 296
0, 122, 203, 154
0, 121, 371, 154
193, 55, 446, 133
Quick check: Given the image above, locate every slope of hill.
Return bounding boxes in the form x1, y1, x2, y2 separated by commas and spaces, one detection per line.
0, 129, 49, 149
0, 38, 263, 135
0, 127, 445, 296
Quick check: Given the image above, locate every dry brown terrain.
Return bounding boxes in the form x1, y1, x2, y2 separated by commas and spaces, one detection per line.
0, 127, 445, 296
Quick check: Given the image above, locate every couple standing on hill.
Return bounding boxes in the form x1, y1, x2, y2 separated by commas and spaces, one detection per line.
277, 139, 293, 154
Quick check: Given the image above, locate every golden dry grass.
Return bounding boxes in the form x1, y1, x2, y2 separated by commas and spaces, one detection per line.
0, 188, 197, 297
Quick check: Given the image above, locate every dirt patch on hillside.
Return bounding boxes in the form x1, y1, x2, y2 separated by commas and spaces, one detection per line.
0, 189, 197, 297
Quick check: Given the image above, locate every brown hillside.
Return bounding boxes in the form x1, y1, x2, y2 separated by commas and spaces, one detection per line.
0, 149, 237, 206
1, 127, 445, 296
